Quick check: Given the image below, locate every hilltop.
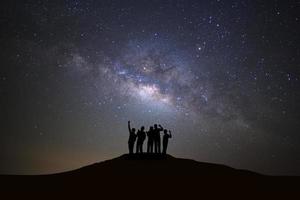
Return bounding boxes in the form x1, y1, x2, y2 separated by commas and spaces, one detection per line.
0, 154, 298, 197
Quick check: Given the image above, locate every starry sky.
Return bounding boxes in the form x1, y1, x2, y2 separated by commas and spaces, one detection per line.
1, 0, 300, 175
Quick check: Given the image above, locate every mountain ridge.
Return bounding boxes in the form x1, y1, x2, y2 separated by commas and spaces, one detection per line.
0, 154, 298, 197
64, 153, 262, 177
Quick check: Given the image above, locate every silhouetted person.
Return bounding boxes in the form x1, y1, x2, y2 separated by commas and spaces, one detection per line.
153, 124, 163, 153
162, 129, 172, 154
128, 121, 137, 154
136, 126, 146, 153
147, 126, 154, 153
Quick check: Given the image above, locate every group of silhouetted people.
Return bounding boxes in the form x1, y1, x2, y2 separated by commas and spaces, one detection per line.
128, 121, 172, 154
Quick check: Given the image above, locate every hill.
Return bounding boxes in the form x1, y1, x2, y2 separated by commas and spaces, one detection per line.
64, 153, 261, 176
0, 154, 298, 197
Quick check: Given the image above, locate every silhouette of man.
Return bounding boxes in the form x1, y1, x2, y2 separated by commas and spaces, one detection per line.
153, 124, 163, 153
162, 129, 172, 154
147, 126, 154, 153
128, 121, 137, 154
136, 126, 146, 153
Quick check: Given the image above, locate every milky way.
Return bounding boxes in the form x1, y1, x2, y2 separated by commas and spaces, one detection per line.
1, 0, 300, 175
96, 40, 204, 114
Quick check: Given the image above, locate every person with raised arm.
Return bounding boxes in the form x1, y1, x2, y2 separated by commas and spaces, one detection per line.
162, 129, 172, 154
128, 121, 137, 154
153, 124, 163, 153
136, 126, 146, 153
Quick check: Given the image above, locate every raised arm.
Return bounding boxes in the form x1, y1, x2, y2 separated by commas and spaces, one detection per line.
128, 121, 131, 132
158, 124, 164, 131
169, 130, 172, 138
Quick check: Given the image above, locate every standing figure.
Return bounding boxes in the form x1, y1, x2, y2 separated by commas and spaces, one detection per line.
162, 129, 172, 154
128, 121, 137, 154
147, 126, 154, 153
153, 124, 163, 153
136, 126, 146, 153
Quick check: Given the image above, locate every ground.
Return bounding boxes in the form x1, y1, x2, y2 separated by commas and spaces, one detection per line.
0, 154, 298, 198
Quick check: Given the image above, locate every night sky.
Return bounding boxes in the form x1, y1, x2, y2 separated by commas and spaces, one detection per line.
1, 0, 300, 175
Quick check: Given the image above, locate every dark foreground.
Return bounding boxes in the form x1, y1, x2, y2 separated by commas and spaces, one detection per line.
0, 154, 299, 198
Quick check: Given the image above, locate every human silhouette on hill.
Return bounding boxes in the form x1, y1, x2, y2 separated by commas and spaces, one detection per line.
162, 129, 172, 154
153, 124, 163, 153
136, 126, 146, 153
147, 126, 154, 153
128, 121, 137, 154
